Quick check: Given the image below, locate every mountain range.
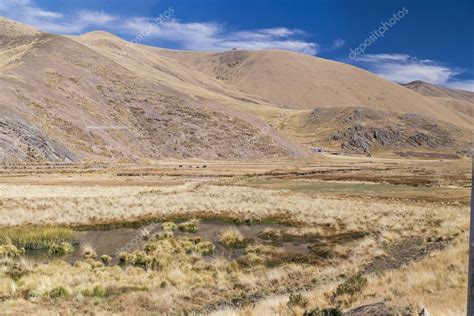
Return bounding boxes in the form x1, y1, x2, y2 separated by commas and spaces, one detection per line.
0, 17, 472, 162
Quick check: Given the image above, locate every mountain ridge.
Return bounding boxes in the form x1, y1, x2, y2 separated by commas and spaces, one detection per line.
0, 18, 472, 162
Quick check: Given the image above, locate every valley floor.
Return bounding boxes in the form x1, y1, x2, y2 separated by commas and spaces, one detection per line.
0, 155, 471, 315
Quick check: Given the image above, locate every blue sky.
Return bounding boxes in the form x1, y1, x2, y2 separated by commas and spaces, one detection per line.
1, 0, 473, 91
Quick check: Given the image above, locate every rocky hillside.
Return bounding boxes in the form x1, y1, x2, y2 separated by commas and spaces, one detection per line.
281, 106, 472, 156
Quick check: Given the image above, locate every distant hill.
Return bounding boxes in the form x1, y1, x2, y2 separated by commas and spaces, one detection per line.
402, 80, 473, 128
402, 80, 474, 103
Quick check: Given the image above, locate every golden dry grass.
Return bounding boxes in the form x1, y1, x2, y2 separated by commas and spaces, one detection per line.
0, 183, 467, 242
222, 236, 468, 316
0, 158, 470, 315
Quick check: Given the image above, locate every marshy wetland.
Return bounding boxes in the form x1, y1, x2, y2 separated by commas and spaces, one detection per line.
20, 220, 328, 264
0, 157, 471, 315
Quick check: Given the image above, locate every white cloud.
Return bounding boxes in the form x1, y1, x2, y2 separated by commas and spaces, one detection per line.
444, 80, 474, 92
77, 11, 117, 26
121, 19, 319, 54
374, 62, 455, 84
352, 53, 474, 92
354, 53, 462, 85
0, 0, 319, 55
0, 1, 114, 33
355, 53, 410, 62
333, 39, 345, 49
210, 27, 319, 54
0, 0, 61, 18
122, 18, 221, 50
256, 27, 300, 37
0, 0, 62, 24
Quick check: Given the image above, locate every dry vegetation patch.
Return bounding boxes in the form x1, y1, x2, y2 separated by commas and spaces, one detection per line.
0, 226, 76, 250
0, 161, 470, 314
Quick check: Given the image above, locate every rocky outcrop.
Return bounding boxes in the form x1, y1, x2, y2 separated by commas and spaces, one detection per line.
344, 302, 413, 315
331, 123, 455, 154
0, 117, 77, 162
308, 106, 471, 155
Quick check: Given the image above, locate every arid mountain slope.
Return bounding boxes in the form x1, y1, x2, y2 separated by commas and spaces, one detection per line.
0, 19, 293, 161
402, 80, 474, 102
75, 32, 474, 129
155, 49, 473, 128
402, 81, 473, 127
0, 18, 472, 162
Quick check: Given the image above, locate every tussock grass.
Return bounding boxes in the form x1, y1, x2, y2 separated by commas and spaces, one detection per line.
82, 284, 107, 298
47, 242, 74, 256
100, 255, 112, 265
178, 219, 199, 233
0, 244, 24, 258
48, 286, 71, 299
162, 222, 178, 231
0, 228, 322, 312
219, 228, 246, 248
81, 244, 97, 259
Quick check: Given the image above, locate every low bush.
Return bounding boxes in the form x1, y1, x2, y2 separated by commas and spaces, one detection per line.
48, 242, 74, 256
331, 272, 367, 305
0, 258, 31, 280
196, 241, 214, 256
0, 244, 24, 258
219, 228, 246, 248
288, 293, 309, 308
101, 255, 112, 265
162, 222, 177, 231
82, 284, 107, 297
81, 245, 97, 259
178, 220, 199, 233
48, 286, 71, 299
308, 245, 333, 258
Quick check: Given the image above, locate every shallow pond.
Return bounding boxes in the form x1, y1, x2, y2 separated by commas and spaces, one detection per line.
24, 220, 313, 264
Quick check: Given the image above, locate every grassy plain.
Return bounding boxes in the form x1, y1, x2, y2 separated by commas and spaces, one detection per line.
0, 156, 471, 315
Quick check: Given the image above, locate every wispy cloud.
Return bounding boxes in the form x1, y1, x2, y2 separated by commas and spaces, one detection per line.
0, 0, 318, 55
355, 53, 411, 62
333, 39, 345, 49
77, 11, 117, 26
115, 18, 318, 55
444, 80, 474, 92
0, 0, 116, 33
351, 53, 474, 91
0, 0, 63, 19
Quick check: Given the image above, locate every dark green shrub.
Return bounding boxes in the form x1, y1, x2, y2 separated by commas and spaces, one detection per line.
333, 272, 367, 297
178, 220, 198, 233
288, 293, 309, 308
48, 286, 71, 299
308, 245, 333, 258
48, 242, 74, 256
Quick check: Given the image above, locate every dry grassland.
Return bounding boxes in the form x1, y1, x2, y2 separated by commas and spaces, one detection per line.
0, 158, 471, 315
